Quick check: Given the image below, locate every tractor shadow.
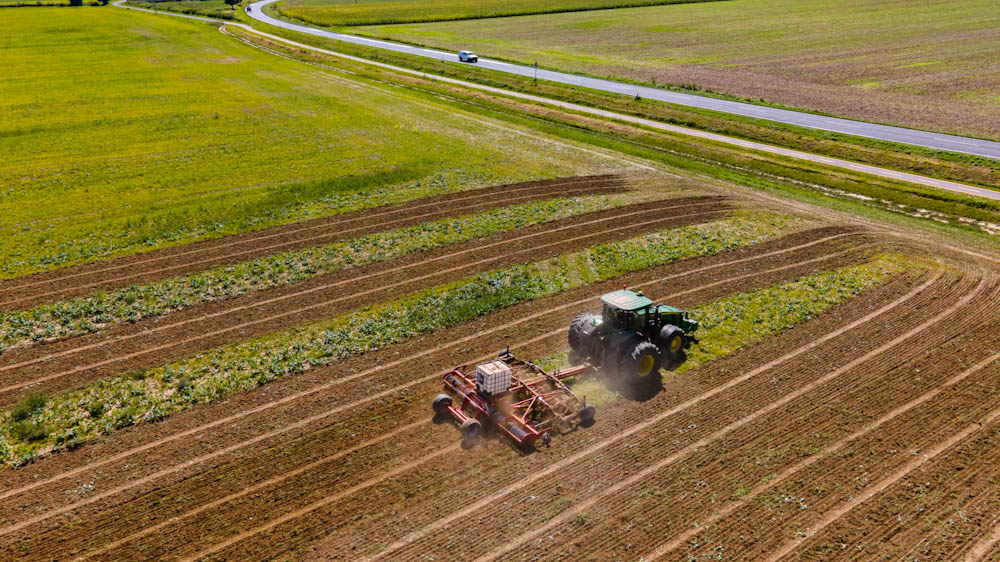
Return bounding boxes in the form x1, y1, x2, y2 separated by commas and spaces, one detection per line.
608, 351, 688, 402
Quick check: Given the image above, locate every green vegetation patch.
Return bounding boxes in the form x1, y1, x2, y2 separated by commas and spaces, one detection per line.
0, 8, 616, 278
676, 254, 912, 373
0, 194, 637, 351
0, 210, 798, 465
274, 0, 724, 28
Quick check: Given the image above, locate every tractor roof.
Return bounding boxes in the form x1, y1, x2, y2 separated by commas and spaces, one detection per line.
601, 289, 653, 311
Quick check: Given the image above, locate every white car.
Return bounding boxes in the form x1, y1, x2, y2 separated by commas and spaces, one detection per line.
457, 50, 479, 63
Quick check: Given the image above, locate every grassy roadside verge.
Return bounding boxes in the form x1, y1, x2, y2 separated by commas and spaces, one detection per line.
0, 210, 799, 465
0, 193, 649, 351
221, 26, 1000, 251
233, 10, 998, 189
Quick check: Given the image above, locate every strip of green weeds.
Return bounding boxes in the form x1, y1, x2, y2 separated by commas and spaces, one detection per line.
0, 194, 640, 351
0, 209, 798, 465
537, 253, 915, 406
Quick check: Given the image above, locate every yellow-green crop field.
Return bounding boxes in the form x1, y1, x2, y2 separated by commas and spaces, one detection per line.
273, 0, 722, 27
0, 8, 620, 278
354, 0, 1000, 139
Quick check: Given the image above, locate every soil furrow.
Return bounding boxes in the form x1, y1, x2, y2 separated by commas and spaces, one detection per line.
0, 175, 626, 311
0, 229, 864, 551
371, 267, 966, 562
773, 355, 1000, 560
545, 282, 1000, 561
0, 198, 725, 403
638, 341, 1000, 561
170, 254, 928, 560
73, 244, 867, 561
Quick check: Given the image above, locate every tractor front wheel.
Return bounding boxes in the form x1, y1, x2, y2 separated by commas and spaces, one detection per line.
658, 324, 686, 363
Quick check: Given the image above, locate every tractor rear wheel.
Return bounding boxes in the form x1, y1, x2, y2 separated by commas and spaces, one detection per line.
568, 313, 599, 358
578, 404, 596, 423
617, 339, 661, 387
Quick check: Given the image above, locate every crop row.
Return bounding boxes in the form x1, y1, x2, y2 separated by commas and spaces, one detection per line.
0, 210, 796, 465
0, 194, 640, 352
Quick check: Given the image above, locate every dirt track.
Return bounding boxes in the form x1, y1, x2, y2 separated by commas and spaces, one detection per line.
4, 173, 1000, 560
0, 175, 626, 312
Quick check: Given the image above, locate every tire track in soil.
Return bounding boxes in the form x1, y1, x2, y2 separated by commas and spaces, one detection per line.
539, 282, 1000, 561
616, 270, 995, 562
769, 393, 1000, 561
0, 197, 724, 404
0, 175, 626, 312
93, 244, 868, 562
767, 354, 1000, 561
378, 267, 967, 562
182, 248, 936, 560
0, 228, 864, 549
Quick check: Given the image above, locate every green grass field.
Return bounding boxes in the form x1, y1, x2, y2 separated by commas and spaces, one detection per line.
0, 8, 622, 279
356, 0, 1000, 140
274, 0, 721, 27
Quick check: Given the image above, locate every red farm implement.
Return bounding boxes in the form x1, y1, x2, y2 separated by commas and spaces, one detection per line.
432, 350, 595, 448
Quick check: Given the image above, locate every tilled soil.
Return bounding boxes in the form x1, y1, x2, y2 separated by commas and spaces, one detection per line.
0, 175, 627, 312
0, 226, 868, 558
0, 196, 727, 404
6, 198, 1000, 561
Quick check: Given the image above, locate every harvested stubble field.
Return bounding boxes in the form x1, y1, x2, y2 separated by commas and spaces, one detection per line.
356, 0, 1000, 140
7, 7, 1000, 562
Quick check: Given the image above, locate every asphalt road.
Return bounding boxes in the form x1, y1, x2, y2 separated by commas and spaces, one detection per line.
245, 0, 1000, 161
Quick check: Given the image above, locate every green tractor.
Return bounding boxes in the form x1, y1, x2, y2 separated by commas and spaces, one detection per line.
568, 289, 698, 389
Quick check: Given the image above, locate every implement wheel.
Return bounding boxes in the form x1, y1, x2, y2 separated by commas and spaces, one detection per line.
432, 394, 452, 416
460, 419, 482, 441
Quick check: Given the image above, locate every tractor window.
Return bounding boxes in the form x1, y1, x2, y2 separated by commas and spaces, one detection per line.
631, 308, 648, 331
603, 304, 627, 329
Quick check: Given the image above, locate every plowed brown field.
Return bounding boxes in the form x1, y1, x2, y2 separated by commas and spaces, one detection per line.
3, 175, 1000, 561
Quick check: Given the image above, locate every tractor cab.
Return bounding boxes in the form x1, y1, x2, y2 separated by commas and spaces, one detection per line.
601, 289, 653, 333
600, 289, 699, 340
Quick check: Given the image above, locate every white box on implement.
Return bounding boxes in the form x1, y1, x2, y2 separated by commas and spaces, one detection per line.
475, 360, 512, 395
